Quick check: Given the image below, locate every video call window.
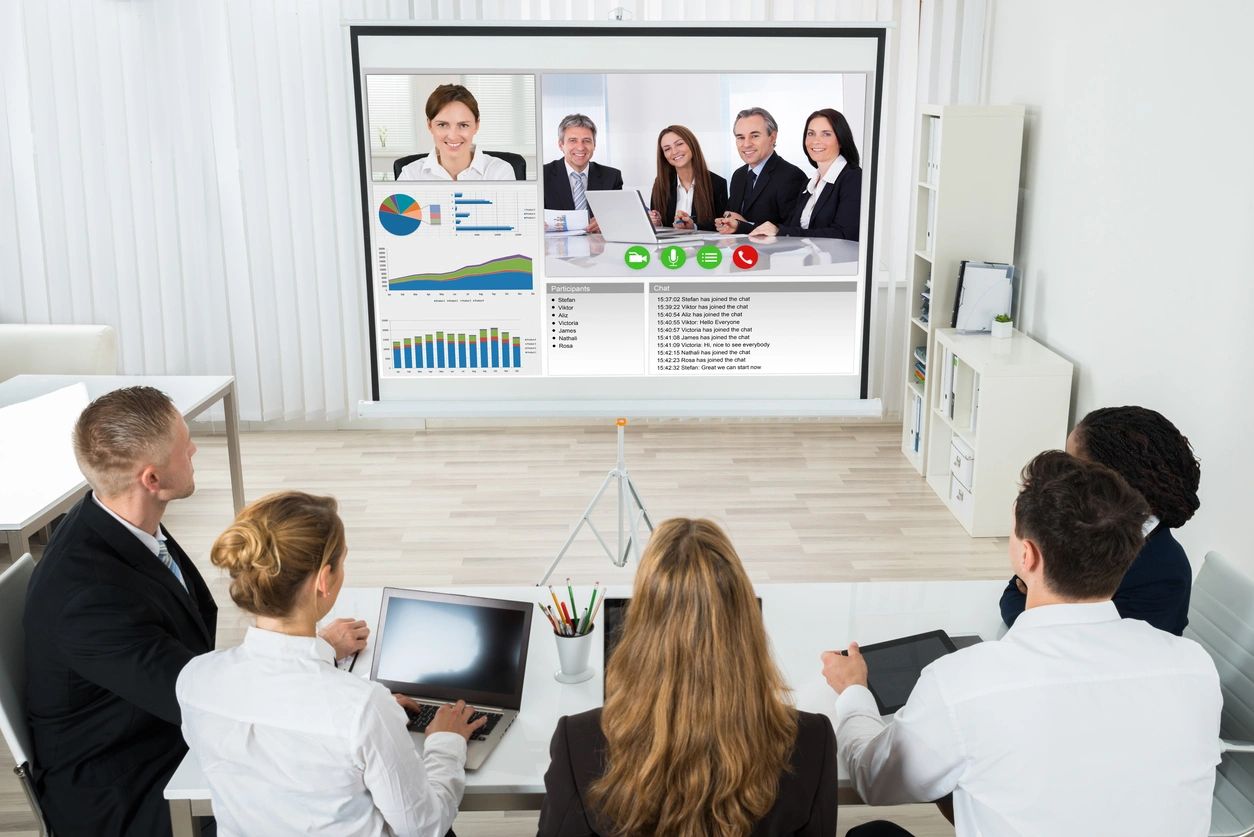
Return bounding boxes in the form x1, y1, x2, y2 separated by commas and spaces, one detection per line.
366, 73, 537, 182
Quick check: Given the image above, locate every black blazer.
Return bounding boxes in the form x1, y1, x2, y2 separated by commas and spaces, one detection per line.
651, 170, 729, 231
1000, 525, 1193, 635
726, 153, 809, 235
538, 708, 838, 837
24, 493, 218, 837
777, 164, 862, 241
543, 159, 624, 212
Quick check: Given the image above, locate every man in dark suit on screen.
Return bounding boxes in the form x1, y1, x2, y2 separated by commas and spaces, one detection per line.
543, 113, 623, 234
23, 387, 365, 835
714, 106, 809, 236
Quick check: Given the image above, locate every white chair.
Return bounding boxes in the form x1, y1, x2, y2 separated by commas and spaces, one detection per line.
1185, 551, 1254, 837
0, 324, 118, 382
0, 554, 50, 835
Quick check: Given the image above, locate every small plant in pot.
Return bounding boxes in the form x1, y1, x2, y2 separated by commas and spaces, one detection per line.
991, 313, 1013, 339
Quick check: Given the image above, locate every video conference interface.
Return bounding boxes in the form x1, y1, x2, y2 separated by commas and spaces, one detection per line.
374, 597, 527, 698
362, 63, 872, 395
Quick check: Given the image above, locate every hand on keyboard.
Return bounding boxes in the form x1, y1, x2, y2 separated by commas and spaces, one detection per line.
396, 696, 493, 742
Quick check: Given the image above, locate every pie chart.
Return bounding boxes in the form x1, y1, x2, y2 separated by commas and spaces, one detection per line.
379, 194, 423, 235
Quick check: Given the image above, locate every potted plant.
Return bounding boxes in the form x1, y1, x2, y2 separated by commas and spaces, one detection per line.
991, 313, 1013, 339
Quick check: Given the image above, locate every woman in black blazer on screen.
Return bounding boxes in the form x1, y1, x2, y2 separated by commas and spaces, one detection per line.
537, 518, 838, 837
647, 125, 728, 232
753, 108, 862, 241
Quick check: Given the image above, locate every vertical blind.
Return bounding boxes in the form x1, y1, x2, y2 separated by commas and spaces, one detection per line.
0, 0, 982, 421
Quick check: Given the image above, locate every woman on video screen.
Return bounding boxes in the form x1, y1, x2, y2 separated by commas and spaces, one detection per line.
752, 108, 861, 241
397, 84, 515, 182
647, 125, 728, 232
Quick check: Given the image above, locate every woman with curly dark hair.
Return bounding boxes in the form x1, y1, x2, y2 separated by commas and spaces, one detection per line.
1000, 406, 1202, 634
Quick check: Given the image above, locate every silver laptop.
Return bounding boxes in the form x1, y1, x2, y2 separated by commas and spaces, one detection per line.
370, 587, 533, 770
586, 188, 706, 244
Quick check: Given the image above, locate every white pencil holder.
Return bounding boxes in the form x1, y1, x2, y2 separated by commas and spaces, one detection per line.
554, 628, 595, 684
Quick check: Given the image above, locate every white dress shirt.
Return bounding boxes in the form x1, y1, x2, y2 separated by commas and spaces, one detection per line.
674, 177, 695, 220
398, 147, 514, 181
836, 601, 1221, 836
799, 155, 847, 229
177, 627, 467, 837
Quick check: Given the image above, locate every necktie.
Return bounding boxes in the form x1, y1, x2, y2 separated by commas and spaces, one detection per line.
741, 168, 758, 212
571, 171, 588, 211
157, 540, 189, 593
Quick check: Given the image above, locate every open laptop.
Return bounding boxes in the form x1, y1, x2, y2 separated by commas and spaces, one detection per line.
370, 587, 533, 769
586, 189, 706, 244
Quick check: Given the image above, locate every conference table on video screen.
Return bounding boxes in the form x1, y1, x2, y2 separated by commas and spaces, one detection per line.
166, 579, 1008, 833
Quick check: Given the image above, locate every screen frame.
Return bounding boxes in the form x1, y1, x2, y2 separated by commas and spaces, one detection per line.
350, 23, 887, 410
369, 587, 534, 710
843, 629, 958, 714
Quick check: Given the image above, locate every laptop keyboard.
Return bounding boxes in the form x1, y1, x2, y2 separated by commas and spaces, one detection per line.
405, 705, 503, 742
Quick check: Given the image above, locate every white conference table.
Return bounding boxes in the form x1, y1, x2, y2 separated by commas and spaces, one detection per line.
166, 579, 1008, 835
0, 375, 245, 557
544, 232, 860, 278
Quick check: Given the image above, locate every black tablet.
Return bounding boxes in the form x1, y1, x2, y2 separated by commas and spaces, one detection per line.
846, 630, 958, 715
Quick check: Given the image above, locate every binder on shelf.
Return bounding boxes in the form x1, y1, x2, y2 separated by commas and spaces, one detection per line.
951, 261, 1014, 332
939, 347, 954, 418
925, 191, 938, 254
926, 117, 941, 186
967, 373, 980, 433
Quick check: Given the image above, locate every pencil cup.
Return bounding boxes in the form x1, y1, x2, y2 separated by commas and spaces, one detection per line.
553, 628, 595, 684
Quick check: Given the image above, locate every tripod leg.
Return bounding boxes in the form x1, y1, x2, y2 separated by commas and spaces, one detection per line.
538, 470, 618, 586
625, 473, 655, 532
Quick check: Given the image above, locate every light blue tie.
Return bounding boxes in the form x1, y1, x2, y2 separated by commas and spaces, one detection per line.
157, 539, 189, 593
570, 171, 587, 211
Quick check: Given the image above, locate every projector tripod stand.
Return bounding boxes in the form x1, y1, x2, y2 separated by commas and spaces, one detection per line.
537, 418, 654, 586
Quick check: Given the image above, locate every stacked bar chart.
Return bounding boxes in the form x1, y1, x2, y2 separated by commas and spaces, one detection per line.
389, 327, 525, 370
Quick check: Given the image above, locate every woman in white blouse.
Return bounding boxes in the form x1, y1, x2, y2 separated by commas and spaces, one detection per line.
397, 84, 516, 182
752, 108, 862, 241
647, 124, 728, 232
177, 491, 484, 837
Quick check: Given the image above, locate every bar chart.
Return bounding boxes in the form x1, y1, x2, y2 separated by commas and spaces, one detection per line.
385, 325, 531, 372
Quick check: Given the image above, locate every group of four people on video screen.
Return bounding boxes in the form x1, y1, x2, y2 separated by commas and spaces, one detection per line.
395, 83, 862, 242
24, 383, 1217, 837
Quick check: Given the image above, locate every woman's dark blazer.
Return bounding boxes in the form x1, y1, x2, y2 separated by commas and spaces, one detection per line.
537, 707, 838, 837
777, 163, 862, 241
651, 170, 729, 231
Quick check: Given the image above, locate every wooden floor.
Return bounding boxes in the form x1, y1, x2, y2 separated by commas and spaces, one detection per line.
1, 421, 1008, 836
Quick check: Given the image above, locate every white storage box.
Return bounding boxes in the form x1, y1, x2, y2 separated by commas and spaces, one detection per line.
950, 437, 975, 491
949, 475, 975, 527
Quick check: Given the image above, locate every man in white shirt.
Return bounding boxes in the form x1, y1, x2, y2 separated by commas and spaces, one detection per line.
822, 450, 1222, 837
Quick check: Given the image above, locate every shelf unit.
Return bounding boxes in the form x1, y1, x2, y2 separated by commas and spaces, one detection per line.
925, 328, 1073, 536
901, 105, 1026, 477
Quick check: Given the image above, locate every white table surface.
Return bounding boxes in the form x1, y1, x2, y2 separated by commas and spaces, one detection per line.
0, 375, 244, 553
167, 579, 1008, 808
544, 233, 860, 278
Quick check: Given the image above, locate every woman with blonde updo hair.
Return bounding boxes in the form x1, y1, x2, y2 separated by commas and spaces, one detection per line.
176, 491, 483, 837
538, 518, 839, 837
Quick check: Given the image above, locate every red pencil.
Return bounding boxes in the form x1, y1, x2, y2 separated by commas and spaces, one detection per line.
559, 601, 572, 626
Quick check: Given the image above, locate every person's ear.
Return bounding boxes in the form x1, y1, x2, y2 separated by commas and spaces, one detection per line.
315, 562, 335, 598
139, 465, 161, 495
1020, 537, 1044, 577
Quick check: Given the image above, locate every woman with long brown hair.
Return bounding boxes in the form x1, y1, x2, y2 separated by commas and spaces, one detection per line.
538, 518, 838, 836
648, 125, 728, 232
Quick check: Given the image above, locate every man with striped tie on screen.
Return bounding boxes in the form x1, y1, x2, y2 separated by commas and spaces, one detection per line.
543, 113, 623, 235
21, 387, 364, 836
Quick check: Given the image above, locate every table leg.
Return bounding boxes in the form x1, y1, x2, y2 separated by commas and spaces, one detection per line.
222, 384, 245, 514
6, 530, 29, 561
169, 800, 196, 837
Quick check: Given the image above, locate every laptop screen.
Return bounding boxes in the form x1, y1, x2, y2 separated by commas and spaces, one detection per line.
370, 589, 532, 709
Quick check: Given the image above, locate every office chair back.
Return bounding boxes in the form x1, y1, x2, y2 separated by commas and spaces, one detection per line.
1185, 551, 1254, 837
392, 150, 527, 181
0, 554, 51, 836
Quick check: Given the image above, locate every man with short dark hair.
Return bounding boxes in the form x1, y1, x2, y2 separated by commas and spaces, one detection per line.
822, 450, 1222, 837
543, 113, 623, 234
24, 387, 366, 836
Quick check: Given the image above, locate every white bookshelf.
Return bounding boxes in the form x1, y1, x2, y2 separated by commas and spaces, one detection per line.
901, 105, 1026, 477
925, 328, 1073, 537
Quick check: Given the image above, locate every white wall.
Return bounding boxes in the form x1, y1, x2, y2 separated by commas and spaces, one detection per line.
983, 0, 1254, 573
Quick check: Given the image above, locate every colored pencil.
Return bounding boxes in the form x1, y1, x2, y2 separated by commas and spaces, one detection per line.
538, 603, 559, 633
587, 589, 606, 630
566, 577, 578, 618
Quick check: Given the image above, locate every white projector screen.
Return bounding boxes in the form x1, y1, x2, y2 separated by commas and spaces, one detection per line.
352, 24, 886, 416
